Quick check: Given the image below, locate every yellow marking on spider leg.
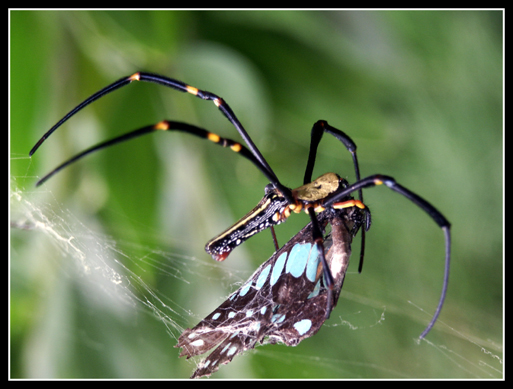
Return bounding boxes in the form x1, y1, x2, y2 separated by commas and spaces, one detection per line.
292, 203, 303, 214
207, 133, 221, 143
314, 204, 326, 212
128, 72, 141, 81
300, 202, 325, 214
230, 143, 242, 152
186, 85, 199, 95
154, 121, 170, 130
333, 199, 366, 210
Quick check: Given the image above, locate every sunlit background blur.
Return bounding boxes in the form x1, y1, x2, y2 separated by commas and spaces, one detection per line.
10, 10, 503, 379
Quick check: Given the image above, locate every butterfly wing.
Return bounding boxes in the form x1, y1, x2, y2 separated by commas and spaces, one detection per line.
177, 209, 361, 378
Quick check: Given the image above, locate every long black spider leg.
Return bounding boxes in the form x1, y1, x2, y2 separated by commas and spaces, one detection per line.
29, 76, 134, 156
30, 72, 294, 202
303, 120, 361, 187
35, 121, 269, 187
306, 207, 335, 319
325, 174, 451, 339
304, 120, 367, 273
135, 73, 282, 189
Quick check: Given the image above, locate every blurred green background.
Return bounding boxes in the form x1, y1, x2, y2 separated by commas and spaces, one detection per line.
10, 10, 503, 379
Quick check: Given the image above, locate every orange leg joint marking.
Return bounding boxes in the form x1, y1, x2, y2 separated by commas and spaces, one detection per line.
154, 121, 170, 130
207, 133, 221, 143
128, 72, 141, 81
290, 203, 302, 214
186, 85, 199, 96
332, 199, 366, 210
230, 143, 242, 152
314, 204, 326, 212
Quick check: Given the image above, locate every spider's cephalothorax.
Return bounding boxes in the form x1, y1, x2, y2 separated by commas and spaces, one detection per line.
31, 72, 451, 379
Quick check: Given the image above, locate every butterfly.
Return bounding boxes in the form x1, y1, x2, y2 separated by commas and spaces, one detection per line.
176, 206, 364, 378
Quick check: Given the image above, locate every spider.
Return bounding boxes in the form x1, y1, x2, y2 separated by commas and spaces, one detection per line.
30, 73, 451, 371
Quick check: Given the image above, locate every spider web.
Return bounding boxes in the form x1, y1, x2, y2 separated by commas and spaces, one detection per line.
10, 155, 503, 379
